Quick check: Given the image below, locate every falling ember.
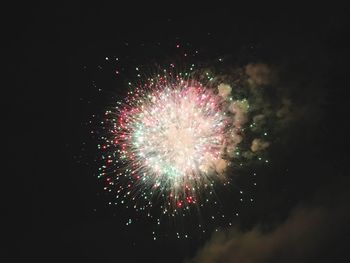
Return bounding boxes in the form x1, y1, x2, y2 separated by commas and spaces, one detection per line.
100, 74, 247, 212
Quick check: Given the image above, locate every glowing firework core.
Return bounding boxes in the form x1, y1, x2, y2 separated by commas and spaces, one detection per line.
105, 75, 246, 208
131, 85, 226, 179
115, 78, 231, 190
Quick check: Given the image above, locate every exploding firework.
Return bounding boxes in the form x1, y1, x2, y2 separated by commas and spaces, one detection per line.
99, 72, 250, 214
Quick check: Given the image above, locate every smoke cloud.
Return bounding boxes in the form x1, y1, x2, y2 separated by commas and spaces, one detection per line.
245, 63, 272, 85
250, 138, 270, 152
187, 179, 350, 263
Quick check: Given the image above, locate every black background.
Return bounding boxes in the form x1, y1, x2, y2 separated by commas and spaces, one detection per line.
6, 3, 350, 263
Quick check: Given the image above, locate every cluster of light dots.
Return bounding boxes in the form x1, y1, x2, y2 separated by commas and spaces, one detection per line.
89, 46, 273, 241
93, 72, 269, 240
98, 73, 245, 216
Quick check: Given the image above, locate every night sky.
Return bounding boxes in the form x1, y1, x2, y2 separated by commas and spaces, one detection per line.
7, 4, 350, 263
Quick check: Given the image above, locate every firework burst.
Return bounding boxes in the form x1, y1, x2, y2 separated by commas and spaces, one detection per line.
99, 73, 248, 214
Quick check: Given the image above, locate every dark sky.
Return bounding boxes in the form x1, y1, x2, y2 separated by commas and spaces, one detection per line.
6, 3, 350, 263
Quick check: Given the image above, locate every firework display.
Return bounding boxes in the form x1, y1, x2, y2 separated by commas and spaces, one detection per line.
98, 72, 253, 215
19, 6, 345, 262
91, 51, 279, 243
